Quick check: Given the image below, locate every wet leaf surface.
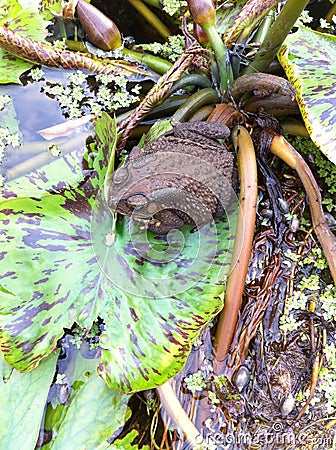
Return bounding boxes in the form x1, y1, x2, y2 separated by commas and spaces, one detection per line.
42, 338, 130, 449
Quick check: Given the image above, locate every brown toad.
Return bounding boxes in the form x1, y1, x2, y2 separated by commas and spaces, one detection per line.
107, 121, 234, 234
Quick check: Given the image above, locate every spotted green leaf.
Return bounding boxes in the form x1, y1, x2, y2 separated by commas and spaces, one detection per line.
41, 0, 64, 19
278, 26, 336, 165
0, 113, 237, 392
94, 204, 236, 392
0, 0, 50, 84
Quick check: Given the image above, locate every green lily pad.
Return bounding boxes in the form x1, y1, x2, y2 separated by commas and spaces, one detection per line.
278, 26, 336, 165
0, 0, 50, 84
0, 352, 58, 450
41, 0, 64, 19
42, 339, 130, 449
0, 113, 237, 392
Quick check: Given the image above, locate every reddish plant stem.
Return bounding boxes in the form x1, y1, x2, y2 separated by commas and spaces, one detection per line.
270, 135, 336, 284
213, 125, 258, 374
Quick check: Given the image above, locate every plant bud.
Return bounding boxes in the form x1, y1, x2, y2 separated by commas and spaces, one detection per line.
76, 0, 122, 51
187, 0, 216, 28
193, 23, 209, 45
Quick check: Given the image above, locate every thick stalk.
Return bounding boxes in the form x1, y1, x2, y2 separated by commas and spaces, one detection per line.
142, 0, 161, 7
203, 23, 231, 93
167, 73, 212, 94
171, 87, 219, 123
252, 11, 274, 45
122, 47, 172, 74
270, 135, 336, 284
127, 0, 171, 39
213, 126, 258, 373
157, 381, 202, 449
57, 17, 67, 40
281, 120, 310, 138
244, 0, 310, 74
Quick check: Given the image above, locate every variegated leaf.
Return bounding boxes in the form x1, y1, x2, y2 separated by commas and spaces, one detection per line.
0, 113, 237, 392
278, 26, 336, 165
0, 0, 51, 84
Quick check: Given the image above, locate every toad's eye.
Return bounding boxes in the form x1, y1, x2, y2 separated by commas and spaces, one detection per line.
112, 167, 129, 185
123, 192, 150, 209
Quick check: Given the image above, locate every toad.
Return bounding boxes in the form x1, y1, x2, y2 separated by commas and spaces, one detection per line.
107, 121, 234, 234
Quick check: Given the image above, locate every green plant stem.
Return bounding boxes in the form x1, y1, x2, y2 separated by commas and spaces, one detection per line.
203, 23, 231, 93
171, 87, 219, 123
253, 10, 274, 44
142, 0, 161, 7
244, 0, 310, 74
122, 47, 172, 74
127, 0, 171, 39
57, 17, 67, 40
167, 73, 212, 94
103, 115, 117, 202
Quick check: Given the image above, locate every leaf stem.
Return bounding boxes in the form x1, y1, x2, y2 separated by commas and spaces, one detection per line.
57, 17, 67, 41
171, 87, 219, 123
122, 47, 172, 74
213, 125, 258, 373
270, 135, 336, 283
157, 381, 203, 449
244, 0, 310, 74
127, 0, 171, 39
203, 23, 231, 93
142, 0, 161, 7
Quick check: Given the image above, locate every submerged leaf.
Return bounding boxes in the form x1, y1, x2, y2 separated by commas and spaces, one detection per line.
37, 115, 96, 140
278, 26, 336, 165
